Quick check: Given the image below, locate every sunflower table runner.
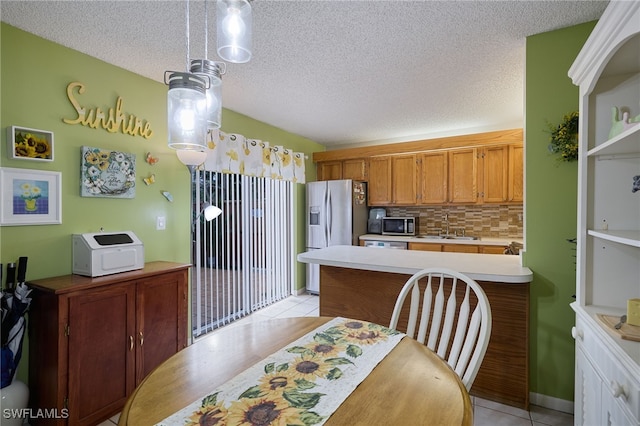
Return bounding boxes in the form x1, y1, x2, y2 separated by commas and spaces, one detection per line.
156, 317, 405, 426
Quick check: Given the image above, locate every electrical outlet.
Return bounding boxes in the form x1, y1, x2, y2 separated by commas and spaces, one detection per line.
156, 216, 166, 230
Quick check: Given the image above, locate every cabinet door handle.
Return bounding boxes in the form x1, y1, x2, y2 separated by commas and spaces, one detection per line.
139, 331, 144, 347
129, 335, 134, 351
571, 326, 583, 341
610, 380, 627, 399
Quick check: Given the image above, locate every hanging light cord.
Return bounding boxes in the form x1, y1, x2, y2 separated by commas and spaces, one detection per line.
204, 0, 209, 60
185, 0, 190, 70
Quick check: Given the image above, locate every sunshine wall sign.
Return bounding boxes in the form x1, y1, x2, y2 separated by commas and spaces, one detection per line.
62, 81, 154, 139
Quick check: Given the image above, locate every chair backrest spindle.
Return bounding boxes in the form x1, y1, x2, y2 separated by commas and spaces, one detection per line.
389, 267, 492, 390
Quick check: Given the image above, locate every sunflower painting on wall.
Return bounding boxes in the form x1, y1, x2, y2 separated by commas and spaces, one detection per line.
8, 126, 54, 161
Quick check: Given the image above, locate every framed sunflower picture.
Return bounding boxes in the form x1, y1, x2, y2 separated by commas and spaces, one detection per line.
8, 126, 54, 161
0, 167, 62, 226
81, 146, 136, 198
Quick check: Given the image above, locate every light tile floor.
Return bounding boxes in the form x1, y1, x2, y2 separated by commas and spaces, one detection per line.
101, 294, 573, 426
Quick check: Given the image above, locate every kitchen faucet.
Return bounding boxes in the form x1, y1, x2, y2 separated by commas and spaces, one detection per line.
442, 213, 450, 237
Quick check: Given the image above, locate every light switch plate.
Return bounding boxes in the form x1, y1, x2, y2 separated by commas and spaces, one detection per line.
156, 216, 166, 230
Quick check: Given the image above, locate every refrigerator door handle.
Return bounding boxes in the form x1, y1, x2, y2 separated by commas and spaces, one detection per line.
326, 190, 332, 242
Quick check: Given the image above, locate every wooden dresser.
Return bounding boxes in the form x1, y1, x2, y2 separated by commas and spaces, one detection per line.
27, 261, 190, 426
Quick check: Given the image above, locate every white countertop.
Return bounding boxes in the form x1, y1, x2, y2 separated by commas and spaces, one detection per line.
298, 245, 532, 283
359, 234, 521, 246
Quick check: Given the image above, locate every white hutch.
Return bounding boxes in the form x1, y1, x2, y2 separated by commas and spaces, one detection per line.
568, 1, 640, 425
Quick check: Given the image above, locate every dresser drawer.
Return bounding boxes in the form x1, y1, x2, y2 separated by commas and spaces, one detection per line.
575, 315, 640, 422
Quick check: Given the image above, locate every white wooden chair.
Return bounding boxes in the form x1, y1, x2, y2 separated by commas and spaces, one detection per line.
389, 267, 492, 390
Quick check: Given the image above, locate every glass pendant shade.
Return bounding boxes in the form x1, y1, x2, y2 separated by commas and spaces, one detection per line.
217, 0, 252, 64
176, 149, 208, 166
166, 72, 208, 151
190, 59, 225, 130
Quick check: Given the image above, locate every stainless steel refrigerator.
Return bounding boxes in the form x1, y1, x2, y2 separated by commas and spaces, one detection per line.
305, 179, 368, 294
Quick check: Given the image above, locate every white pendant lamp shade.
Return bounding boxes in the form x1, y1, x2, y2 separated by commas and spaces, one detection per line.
176, 149, 208, 166
217, 0, 252, 64
190, 59, 225, 130
166, 72, 208, 151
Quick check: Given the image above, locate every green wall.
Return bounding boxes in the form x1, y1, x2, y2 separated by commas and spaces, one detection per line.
524, 21, 596, 403
0, 23, 323, 382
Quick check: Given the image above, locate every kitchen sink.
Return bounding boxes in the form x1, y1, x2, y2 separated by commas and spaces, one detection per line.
446, 236, 478, 240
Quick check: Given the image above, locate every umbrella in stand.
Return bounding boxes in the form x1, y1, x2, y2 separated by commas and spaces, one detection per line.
1, 257, 31, 388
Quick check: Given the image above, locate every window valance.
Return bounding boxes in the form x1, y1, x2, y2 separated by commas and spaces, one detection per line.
203, 131, 306, 183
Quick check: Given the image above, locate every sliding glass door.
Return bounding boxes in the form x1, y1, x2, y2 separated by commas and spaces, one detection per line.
191, 170, 294, 337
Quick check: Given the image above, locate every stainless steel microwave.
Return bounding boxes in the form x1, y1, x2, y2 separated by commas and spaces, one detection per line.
382, 217, 417, 236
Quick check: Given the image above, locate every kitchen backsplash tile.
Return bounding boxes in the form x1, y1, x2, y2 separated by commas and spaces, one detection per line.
384, 205, 523, 239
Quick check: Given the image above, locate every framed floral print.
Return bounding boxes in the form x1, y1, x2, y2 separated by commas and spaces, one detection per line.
0, 167, 62, 226
8, 126, 54, 161
81, 146, 136, 198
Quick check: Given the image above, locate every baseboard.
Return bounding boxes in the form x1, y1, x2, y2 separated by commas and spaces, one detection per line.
529, 392, 574, 414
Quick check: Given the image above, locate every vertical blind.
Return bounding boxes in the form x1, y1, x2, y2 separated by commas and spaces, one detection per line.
192, 170, 295, 337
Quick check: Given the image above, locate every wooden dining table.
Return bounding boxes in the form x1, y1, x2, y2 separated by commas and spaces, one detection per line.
118, 316, 473, 425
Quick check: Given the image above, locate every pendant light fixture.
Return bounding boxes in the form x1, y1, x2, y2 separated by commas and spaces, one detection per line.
165, 0, 208, 152
190, 0, 226, 130
166, 71, 208, 151
190, 59, 225, 130
217, 0, 253, 64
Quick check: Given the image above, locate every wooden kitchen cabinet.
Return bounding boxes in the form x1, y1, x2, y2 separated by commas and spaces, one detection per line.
508, 144, 524, 202
418, 151, 448, 204
28, 261, 189, 426
481, 145, 509, 203
417, 144, 521, 205
408, 241, 506, 254
317, 161, 342, 181
313, 129, 523, 206
317, 159, 368, 181
443, 244, 480, 253
481, 245, 508, 254
481, 144, 523, 204
448, 148, 478, 204
367, 155, 417, 205
342, 158, 368, 181
367, 157, 392, 205
408, 242, 442, 251
391, 154, 417, 204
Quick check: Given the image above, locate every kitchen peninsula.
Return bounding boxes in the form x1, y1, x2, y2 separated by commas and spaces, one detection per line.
297, 245, 533, 409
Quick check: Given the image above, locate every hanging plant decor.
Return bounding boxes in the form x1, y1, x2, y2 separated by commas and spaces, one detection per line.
547, 111, 579, 162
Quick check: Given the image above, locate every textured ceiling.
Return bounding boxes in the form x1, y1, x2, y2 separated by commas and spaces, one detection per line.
1, 0, 608, 148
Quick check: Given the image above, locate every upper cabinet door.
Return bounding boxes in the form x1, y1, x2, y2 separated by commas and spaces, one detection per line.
368, 157, 392, 205
508, 144, 524, 202
448, 148, 478, 204
342, 159, 368, 181
418, 152, 448, 204
391, 154, 417, 205
482, 145, 509, 203
317, 161, 342, 181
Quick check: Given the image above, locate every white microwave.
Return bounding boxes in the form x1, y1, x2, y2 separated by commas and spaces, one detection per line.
382, 217, 417, 236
